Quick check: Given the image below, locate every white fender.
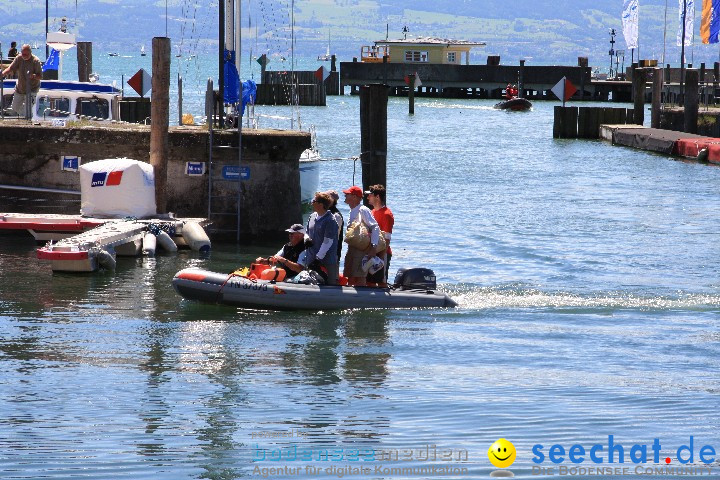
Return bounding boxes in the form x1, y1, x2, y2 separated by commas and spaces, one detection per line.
182, 221, 211, 252
142, 232, 157, 256
156, 230, 178, 252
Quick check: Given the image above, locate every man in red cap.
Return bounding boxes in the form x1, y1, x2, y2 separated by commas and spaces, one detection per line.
342, 185, 380, 286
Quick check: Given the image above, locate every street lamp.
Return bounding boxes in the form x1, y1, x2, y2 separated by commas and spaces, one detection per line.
608, 28, 616, 79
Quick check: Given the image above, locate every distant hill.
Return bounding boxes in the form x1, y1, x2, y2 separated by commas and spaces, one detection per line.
0, 0, 714, 71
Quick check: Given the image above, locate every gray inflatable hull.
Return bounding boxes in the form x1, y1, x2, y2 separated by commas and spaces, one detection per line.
173, 268, 458, 310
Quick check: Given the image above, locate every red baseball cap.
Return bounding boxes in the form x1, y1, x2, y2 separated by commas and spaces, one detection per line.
342, 185, 363, 197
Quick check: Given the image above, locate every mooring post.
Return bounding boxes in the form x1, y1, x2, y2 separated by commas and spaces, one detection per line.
331, 54, 336, 72
382, 55, 388, 85
408, 73, 415, 115
150, 37, 171, 213
518, 59, 525, 98
632, 67, 647, 125
76, 41, 92, 83
178, 72, 182, 125
700, 62, 706, 104
651, 67, 663, 128
684, 69, 699, 134
360, 84, 388, 196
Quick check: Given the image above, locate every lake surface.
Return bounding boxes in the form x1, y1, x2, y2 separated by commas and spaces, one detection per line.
1, 55, 720, 479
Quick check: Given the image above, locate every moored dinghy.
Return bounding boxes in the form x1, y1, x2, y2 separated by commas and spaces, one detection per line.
173, 267, 457, 310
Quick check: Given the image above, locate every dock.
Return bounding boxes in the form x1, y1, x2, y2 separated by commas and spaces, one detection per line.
599, 125, 720, 164
1, 213, 210, 272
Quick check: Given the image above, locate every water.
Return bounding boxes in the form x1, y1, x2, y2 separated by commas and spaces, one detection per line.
2, 59, 720, 478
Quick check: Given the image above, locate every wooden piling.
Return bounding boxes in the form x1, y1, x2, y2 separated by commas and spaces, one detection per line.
76, 42, 92, 83
651, 68, 663, 128
518, 59, 525, 98
684, 69, 699, 134
360, 84, 388, 193
150, 37, 170, 214
407, 74, 415, 115
553, 106, 578, 139
632, 67, 647, 125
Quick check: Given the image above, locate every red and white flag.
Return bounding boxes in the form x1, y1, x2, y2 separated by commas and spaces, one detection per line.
551, 76, 578, 103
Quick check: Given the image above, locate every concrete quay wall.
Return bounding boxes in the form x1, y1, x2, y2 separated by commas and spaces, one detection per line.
0, 123, 311, 241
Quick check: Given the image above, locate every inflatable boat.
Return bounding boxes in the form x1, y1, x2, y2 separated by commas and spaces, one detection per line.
494, 97, 532, 111
173, 267, 458, 310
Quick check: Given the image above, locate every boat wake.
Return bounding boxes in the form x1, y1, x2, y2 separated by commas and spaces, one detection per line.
442, 284, 720, 311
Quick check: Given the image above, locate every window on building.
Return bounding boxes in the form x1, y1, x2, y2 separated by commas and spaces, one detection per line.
404, 50, 429, 63
447, 52, 457, 63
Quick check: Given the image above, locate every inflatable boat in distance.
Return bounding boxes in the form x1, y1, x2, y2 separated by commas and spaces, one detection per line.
173, 267, 458, 310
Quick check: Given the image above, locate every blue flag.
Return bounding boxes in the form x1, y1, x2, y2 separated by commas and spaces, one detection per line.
42, 48, 60, 71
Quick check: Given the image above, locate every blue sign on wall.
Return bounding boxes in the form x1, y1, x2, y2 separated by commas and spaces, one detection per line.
186, 161, 206, 176
221, 165, 250, 181
61, 155, 80, 172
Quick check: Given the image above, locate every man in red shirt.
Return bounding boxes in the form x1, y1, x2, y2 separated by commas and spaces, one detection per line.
365, 184, 394, 287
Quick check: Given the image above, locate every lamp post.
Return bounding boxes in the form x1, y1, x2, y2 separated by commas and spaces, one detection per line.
609, 28, 616, 79
616, 50, 625, 80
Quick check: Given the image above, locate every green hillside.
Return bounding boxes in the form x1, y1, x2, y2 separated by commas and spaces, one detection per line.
0, 0, 713, 71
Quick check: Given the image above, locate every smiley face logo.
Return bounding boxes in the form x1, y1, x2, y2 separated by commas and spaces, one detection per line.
488, 438, 516, 468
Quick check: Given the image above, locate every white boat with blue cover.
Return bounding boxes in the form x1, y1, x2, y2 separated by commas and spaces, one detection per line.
173, 267, 457, 310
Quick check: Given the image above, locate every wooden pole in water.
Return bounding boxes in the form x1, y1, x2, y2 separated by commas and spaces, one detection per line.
651, 67, 663, 128
76, 42, 92, 83
518, 59, 525, 98
360, 84, 388, 197
408, 73, 415, 115
684, 68, 699, 134
632, 67, 647, 125
150, 37, 171, 214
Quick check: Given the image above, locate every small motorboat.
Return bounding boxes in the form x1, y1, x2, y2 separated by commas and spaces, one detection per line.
494, 97, 532, 111
173, 267, 458, 310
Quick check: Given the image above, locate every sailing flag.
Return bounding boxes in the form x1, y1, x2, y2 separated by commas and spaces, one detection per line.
551, 77, 578, 106
314, 66, 330, 82
701, 0, 720, 43
622, 0, 639, 50
42, 48, 60, 72
256, 53, 269, 68
404, 73, 422, 88
677, 0, 695, 46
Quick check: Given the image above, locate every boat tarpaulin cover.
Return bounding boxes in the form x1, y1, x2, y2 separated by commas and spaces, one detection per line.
223, 49, 240, 104
241, 80, 256, 115
80, 158, 156, 218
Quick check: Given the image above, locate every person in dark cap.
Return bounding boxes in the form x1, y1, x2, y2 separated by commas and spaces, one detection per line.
342, 185, 380, 286
255, 223, 311, 279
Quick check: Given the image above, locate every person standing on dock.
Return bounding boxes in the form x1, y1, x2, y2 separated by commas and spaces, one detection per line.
342, 185, 380, 287
365, 184, 394, 288
7, 41, 18, 59
1, 44, 43, 117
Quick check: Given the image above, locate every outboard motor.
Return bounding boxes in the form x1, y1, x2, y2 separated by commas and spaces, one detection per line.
393, 267, 436, 291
